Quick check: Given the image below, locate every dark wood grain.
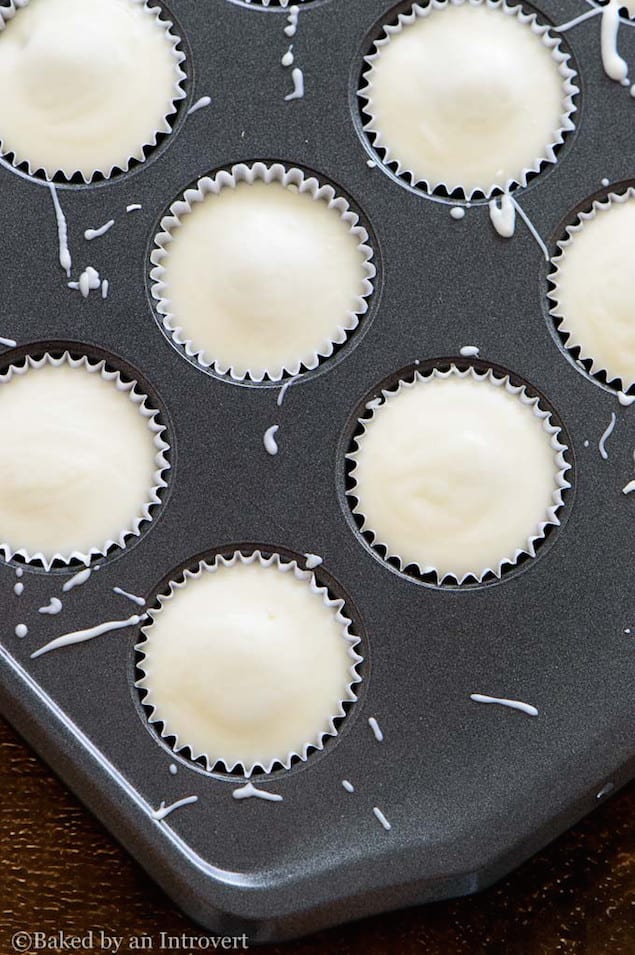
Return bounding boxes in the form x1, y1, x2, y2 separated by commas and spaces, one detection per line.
0, 717, 633, 954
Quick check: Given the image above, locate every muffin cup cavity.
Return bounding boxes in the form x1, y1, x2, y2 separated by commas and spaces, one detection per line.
149, 161, 376, 382
358, 0, 579, 200
0, 351, 170, 569
0, 0, 187, 183
346, 363, 571, 586
549, 185, 635, 395
135, 549, 363, 777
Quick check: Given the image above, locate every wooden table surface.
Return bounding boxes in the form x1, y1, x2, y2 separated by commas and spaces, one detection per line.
0, 717, 633, 955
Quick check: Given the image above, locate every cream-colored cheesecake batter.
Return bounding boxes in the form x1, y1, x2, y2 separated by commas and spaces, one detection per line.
0, 0, 184, 179
363, 1, 570, 195
551, 194, 635, 390
350, 370, 564, 581
0, 359, 160, 561
154, 177, 371, 380
137, 556, 360, 773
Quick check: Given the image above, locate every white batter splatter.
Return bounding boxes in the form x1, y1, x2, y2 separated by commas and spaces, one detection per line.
511, 196, 549, 260
84, 220, 114, 241
78, 266, 102, 298
187, 96, 212, 116
38, 597, 63, 616
470, 693, 538, 717
342, 780, 355, 793
152, 796, 198, 821
264, 424, 280, 456
450, 206, 466, 220
600, 0, 633, 84
31, 614, 146, 659
48, 183, 72, 277
0, 336, 17, 347
368, 716, 384, 742
460, 345, 480, 357
489, 194, 516, 238
277, 377, 298, 407
304, 553, 323, 570
284, 5, 299, 37
13, 582, 24, 597
285, 67, 304, 101
373, 807, 392, 831
232, 782, 283, 802
557, 1, 635, 87
126, 204, 142, 213
15, 624, 28, 639
69, 268, 102, 297
113, 586, 146, 607
62, 568, 92, 592
555, 6, 603, 34
599, 412, 616, 460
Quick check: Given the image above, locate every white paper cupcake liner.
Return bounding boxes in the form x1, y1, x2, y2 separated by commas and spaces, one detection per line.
150, 161, 376, 382
0, 351, 170, 569
0, 0, 187, 183
549, 186, 635, 393
359, 0, 579, 200
135, 549, 363, 776
346, 364, 571, 585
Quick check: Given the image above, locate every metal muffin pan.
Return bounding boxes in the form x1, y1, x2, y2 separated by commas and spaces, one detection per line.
0, 0, 633, 943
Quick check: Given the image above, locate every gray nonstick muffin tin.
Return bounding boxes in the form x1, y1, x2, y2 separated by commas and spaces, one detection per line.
0, 0, 634, 944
